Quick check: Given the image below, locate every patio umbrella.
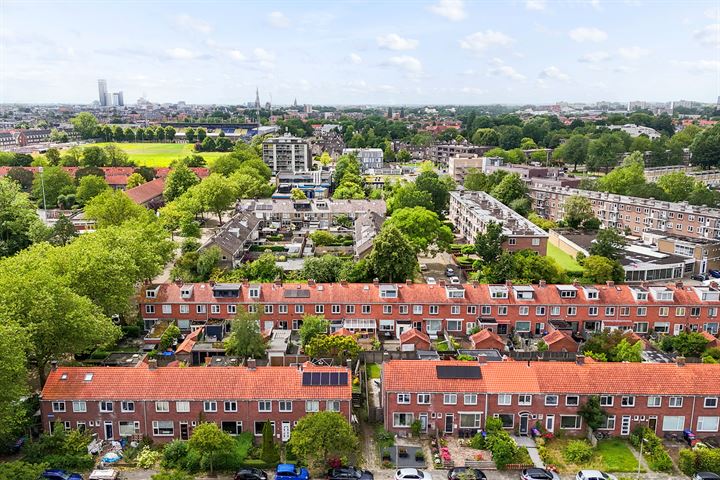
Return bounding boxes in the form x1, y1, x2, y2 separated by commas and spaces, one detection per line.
101, 452, 122, 463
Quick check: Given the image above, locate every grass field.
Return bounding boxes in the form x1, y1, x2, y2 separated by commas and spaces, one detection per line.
547, 243, 583, 272
541, 438, 642, 473
366, 363, 381, 379
88, 142, 227, 167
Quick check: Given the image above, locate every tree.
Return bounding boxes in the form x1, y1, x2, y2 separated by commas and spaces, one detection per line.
260, 421, 279, 464
224, 311, 267, 358
299, 315, 329, 346
590, 228, 626, 261
199, 137, 216, 152
164, 126, 176, 141
582, 255, 623, 284
103, 144, 132, 166
0, 323, 29, 445
134, 166, 156, 182
84, 190, 150, 227
317, 152, 332, 166
657, 171, 699, 202
563, 195, 595, 229
211, 154, 242, 176
164, 164, 200, 201
185, 127, 196, 143
32, 166, 75, 207
70, 112, 98, 139
367, 224, 418, 282
236, 157, 272, 181
304, 334, 360, 360
0, 461, 48, 480
48, 214, 78, 246
196, 174, 237, 224
0, 178, 44, 257
474, 221, 507, 264
159, 324, 181, 351
596, 153, 646, 195
288, 412, 359, 469
415, 171, 450, 216
302, 255, 348, 283
188, 422, 235, 475
126, 172, 147, 189
333, 182, 365, 199
578, 396, 608, 431
387, 184, 434, 214
691, 124, 720, 169
497, 125, 523, 149
471, 128, 499, 146
196, 127, 207, 141
7, 166, 34, 192
228, 172, 274, 199
587, 133, 625, 173
613, 338, 643, 362
385, 207, 453, 255
76, 175, 109, 206
554, 135, 589, 171
235, 253, 282, 282
662, 332, 710, 358
291, 188, 307, 200
309, 230, 337, 246
490, 173, 528, 207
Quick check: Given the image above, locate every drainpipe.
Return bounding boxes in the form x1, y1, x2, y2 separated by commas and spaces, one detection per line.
142, 400, 148, 439
691, 396, 696, 434
484, 393, 489, 429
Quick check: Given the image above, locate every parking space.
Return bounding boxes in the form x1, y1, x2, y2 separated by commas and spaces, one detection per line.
418, 253, 466, 285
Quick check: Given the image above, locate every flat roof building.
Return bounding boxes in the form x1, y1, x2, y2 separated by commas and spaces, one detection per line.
262, 134, 311, 174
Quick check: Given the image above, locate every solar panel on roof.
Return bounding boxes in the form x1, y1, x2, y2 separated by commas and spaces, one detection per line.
302, 371, 348, 386
436, 365, 481, 379
284, 289, 311, 298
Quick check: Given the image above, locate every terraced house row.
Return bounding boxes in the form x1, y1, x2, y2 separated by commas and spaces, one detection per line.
382, 359, 720, 439
140, 280, 720, 338
40, 362, 351, 443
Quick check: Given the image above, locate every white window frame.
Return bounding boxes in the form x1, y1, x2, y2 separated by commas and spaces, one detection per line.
545, 395, 559, 406
176, 401, 190, 413
155, 401, 170, 413
305, 400, 319, 412
498, 394, 512, 406
203, 400, 217, 412
443, 393, 457, 405
72, 401, 86, 413
258, 400, 272, 412
417, 393, 431, 404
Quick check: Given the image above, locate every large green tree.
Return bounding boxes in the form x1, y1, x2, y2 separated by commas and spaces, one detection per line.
367, 224, 418, 282
587, 133, 625, 173
301, 255, 348, 283
195, 174, 236, 224
164, 164, 200, 201
225, 311, 267, 358
288, 412, 359, 469
188, 422, 235, 475
415, 171, 450, 216
589, 228, 626, 261
0, 178, 45, 257
474, 221, 507, 264
553, 135, 589, 171
299, 315, 330, 347
563, 195, 595, 229
385, 206, 452, 255
387, 184, 434, 214
657, 172, 699, 202
84, 190, 151, 227
691, 124, 720, 169
0, 323, 29, 444
76, 175, 109, 206
490, 173, 528, 208
70, 112, 99, 139
596, 152, 646, 195
32, 166, 75, 208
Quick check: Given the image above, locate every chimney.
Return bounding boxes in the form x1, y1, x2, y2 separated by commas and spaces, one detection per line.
640, 281, 648, 289
148, 358, 158, 370
505, 280, 513, 287
405, 278, 412, 285
472, 280, 479, 288
275, 278, 282, 287
572, 279, 580, 287
676, 356, 686, 367
242, 278, 249, 287
209, 280, 215, 287
477, 355, 487, 364
308, 279, 316, 287
175, 279, 183, 286
373, 278, 380, 286
675, 280, 684, 289
539, 279, 546, 287
606, 280, 615, 287
340, 280, 348, 287
346, 359, 353, 372
247, 358, 257, 370
51, 360, 58, 371
576, 354, 585, 366
711, 281, 719, 290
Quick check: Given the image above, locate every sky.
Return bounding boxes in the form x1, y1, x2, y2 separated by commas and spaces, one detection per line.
1, 0, 719, 105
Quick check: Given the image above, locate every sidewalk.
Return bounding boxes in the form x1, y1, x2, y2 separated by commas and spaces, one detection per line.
512, 435, 544, 468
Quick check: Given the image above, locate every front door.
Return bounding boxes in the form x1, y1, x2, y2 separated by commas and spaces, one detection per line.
648, 417, 658, 434
264, 321, 274, 331
104, 421, 113, 440
519, 414, 529, 435
621, 416, 631, 436
674, 324, 684, 335
445, 414, 454, 434
465, 322, 476, 335
281, 422, 291, 442
497, 324, 507, 335
396, 323, 411, 339
545, 415, 555, 433
180, 422, 189, 440
419, 413, 428, 433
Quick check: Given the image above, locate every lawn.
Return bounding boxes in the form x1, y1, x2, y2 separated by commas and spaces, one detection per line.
87, 142, 226, 167
540, 438, 641, 473
366, 363, 381, 379
547, 243, 583, 272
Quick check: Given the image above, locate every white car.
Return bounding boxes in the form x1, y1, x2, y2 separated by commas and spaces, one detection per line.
395, 469, 432, 480
450, 276, 461, 284
426, 277, 437, 285
576, 471, 617, 480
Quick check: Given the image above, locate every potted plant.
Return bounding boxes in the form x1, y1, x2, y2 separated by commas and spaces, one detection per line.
398, 447, 409, 458
415, 450, 425, 461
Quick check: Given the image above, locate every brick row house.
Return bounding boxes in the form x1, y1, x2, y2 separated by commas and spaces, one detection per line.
40, 362, 351, 443
382, 359, 720, 439
140, 281, 720, 339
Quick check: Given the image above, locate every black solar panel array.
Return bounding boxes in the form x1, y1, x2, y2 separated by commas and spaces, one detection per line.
436, 365, 481, 379
302, 371, 349, 386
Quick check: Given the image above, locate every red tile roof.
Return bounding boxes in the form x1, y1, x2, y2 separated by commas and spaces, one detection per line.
175, 328, 202, 354
400, 328, 430, 345
125, 178, 164, 205
701, 331, 718, 342
543, 330, 573, 346
42, 364, 351, 401
383, 360, 720, 396
470, 329, 504, 348
332, 328, 355, 337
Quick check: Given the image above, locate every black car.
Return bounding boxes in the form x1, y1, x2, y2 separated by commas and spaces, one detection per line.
694, 473, 720, 480
328, 467, 374, 480
692, 274, 710, 281
234, 467, 269, 480
447, 467, 486, 480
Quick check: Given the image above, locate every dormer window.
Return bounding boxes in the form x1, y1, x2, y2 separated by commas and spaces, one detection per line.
249, 286, 261, 299
557, 285, 577, 298
446, 287, 465, 299
513, 285, 534, 300
145, 285, 160, 298
583, 287, 599, 300
379, 285, 398, 298
649, 287, 674, 302
180, 285, 194, 299
489, 286, 509, 299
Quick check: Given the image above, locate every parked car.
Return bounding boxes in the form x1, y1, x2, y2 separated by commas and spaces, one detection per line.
521, 468, 560, 480
692, 273, 710, 281
42, 470, 84, 480
694, 474, 720, 480
276, 464, 310, 480
328, 467, 374, 480
395, 469, 432, 480
709, 270, 720, 278
420, 264, 428, 272
576, 471, 617, 480
447, 467, 486, 480
235, 467, 269, 480
445, 267, 455, 277
450, 276, 461, 285
427, 277, 437, 285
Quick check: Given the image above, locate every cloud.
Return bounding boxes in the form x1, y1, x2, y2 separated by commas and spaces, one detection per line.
538, 66, 570, 81
618, 46, 650, 59
384, 55, 423, 74
569, 27, 608, 42
165, 47, 198, 60
268, 11, 290, 28
228, 50, 246, 61
525, 0, 546, 11
694, 24, 720, 47
674, 59, 720, 74
376, 33, 418, 50
487, 58, 525, 81
705, 7, 720, 21
578, 51, 610, 63
253, 48, 276, 69
460, 86, 486, 95
349, 53, 362, 64
460, 30, 514, 53
175, 14, 212, 34
428, 0, 467, 21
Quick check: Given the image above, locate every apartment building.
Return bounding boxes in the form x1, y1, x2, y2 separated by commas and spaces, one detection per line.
139, 280, 720, 339
342, 148, 383, 172
449, 190, 548, 254
644, 230, 720, 275
40, 362, 351, 443
382, 359, 720, 439
262, 134, 311, 174
643, 166, 720, 186
530, 183, 720, 240
237, 198, 386, 230
432, 143, 490, 166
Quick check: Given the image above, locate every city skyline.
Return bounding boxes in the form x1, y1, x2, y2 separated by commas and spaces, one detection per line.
1, 0, 719, 105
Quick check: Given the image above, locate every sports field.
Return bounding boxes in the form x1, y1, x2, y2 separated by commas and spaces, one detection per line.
89, 142, 226, 167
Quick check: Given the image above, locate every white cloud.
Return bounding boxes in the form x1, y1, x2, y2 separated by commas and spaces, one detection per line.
460, 86, 486, 95
253, 48, 275, 62
428, 0, 467, 21
674, 59, 720, 74
694, 24, 720, 47
165, 47, 197, 60
228, 50, 246, 61
578, 51, 610, 63
175, 14, 212, 34
618, 46, 650, 59
525, 0, 546, 11
705, 7, 720, 21
349, 53, 362, 64
569, 27, 608, 42
487, 58, 525, 81
460, 30, 514, 53
268, 11, 290, 28
538, 66, 570, 81
384, 55, 423, 74
376, 33, 418, 50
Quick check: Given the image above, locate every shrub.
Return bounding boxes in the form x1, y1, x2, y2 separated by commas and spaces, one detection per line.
679, 447, 720, 476
90, 349, 109, 359
242, 459, 274, 469
647, 448, 673, 472
151, 471, 194, 480
42, 454, 95, 471
136, 446, 162, 469
161, 440, 188, 469
630, 426, 673, 472
468, 432, 486, 450
563, 440, 593, 464
415, 450, 425, 460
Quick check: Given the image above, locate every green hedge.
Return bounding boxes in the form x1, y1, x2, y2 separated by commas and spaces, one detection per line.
679, 447, 720, 476
242, 459, 275, 469
630, 426, 673, 472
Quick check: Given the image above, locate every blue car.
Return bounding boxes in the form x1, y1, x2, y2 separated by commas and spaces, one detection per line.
709, 270, 720, 279
42, 469, 84, 480
276, 464, 310, 480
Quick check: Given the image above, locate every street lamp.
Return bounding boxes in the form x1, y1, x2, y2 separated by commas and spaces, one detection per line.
37, 166, 47, 211
637, 436, 649, 476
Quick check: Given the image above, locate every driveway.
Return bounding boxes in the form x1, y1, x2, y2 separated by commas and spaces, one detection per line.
419, 252, 465, 285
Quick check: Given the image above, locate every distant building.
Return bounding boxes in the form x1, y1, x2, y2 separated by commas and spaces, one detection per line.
644, 230, 720, 276
98, 79, 108, 106
342, 148, 383, 172
607, 123, 661, 139
432, 143, 489, 166
199, 212, 261, 268
112, 91, 124, 107
238, 198, 386, 230
354, 211, 384, 258
262, 134, 311, 174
